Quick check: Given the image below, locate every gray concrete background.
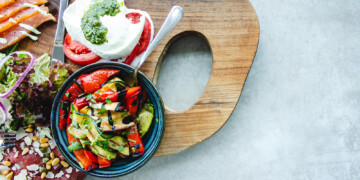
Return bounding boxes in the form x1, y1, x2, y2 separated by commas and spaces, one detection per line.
88, 0, 360, 179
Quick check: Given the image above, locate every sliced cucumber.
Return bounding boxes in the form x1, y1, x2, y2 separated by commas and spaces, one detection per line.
68, 125, 87, 139
91, 145, 117, 160
138, 108, 154, 137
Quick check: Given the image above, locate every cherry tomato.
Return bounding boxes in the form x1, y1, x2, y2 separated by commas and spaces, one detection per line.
63, 34, 101, 65
123, 12, 152, 65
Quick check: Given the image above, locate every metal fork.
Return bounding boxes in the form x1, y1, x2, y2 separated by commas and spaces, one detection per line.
0, 132, 16, 149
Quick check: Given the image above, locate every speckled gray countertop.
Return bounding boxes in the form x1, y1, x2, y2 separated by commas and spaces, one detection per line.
88, 0, 360, 179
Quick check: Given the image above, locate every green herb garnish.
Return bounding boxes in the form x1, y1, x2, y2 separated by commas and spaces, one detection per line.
85, 94, 93, 101
119, 145, 124, 152
89, 103, 97, 109
97, 108, 106, 114
105, 97, 112, 104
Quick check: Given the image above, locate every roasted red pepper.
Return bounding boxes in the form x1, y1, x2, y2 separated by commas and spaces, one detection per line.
62, 80, 83, 102
67, 126, 95, 171
127, 123, 145, 157
93, 91, 116, 102
124, 86, 141, 100
84, 150, 99, 164
59, 109, 66, 131
66, 98, 89, 126
98, 156, 111, 168
62, 69, 120, 101
80, 69, 120, 94
93, 87, 129, 103
66, 109, 72, 125
125, 87, 141, 117
73, 97, 89, 110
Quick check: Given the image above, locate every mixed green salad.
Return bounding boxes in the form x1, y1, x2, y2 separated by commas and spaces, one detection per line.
0, 45, 73, 131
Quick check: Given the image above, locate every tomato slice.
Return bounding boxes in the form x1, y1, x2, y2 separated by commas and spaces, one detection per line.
63, 34, 101, 65
123, 12, 152, 65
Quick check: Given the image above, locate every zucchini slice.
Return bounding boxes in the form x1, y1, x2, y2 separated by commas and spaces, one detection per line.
138, 106, 154, 137
68, 125, 87, 139
109, 136, 130, 157
104, 77, 127, 91
72, 110, 114, 140
91, 145, 117, 160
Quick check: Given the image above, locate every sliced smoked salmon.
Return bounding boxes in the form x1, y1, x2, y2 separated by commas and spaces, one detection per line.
0, 12, 55, 50
0, 0, 48, 22
0, 5, 48, 33
0, 0, 15, 9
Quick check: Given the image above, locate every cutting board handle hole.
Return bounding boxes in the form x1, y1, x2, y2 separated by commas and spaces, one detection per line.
153, 31, 213, 112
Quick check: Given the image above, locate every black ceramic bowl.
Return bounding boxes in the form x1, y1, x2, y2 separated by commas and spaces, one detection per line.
50, 62, 165, 177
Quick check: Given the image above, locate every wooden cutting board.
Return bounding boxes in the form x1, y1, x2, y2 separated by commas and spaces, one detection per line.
19, 0, 259, 156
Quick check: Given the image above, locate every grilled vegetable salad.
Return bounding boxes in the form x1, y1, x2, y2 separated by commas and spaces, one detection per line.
59, 69, 154, 170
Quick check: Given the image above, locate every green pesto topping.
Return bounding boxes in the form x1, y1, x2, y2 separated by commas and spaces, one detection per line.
81, 0, 121, 44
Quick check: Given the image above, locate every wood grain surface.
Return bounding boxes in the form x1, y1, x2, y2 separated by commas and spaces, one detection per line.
18, 0, 259, 156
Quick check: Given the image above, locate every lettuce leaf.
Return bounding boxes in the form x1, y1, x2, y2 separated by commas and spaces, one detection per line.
50, 61, 73, 89
30, 53, 51, 85
0, 53, 73, 130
